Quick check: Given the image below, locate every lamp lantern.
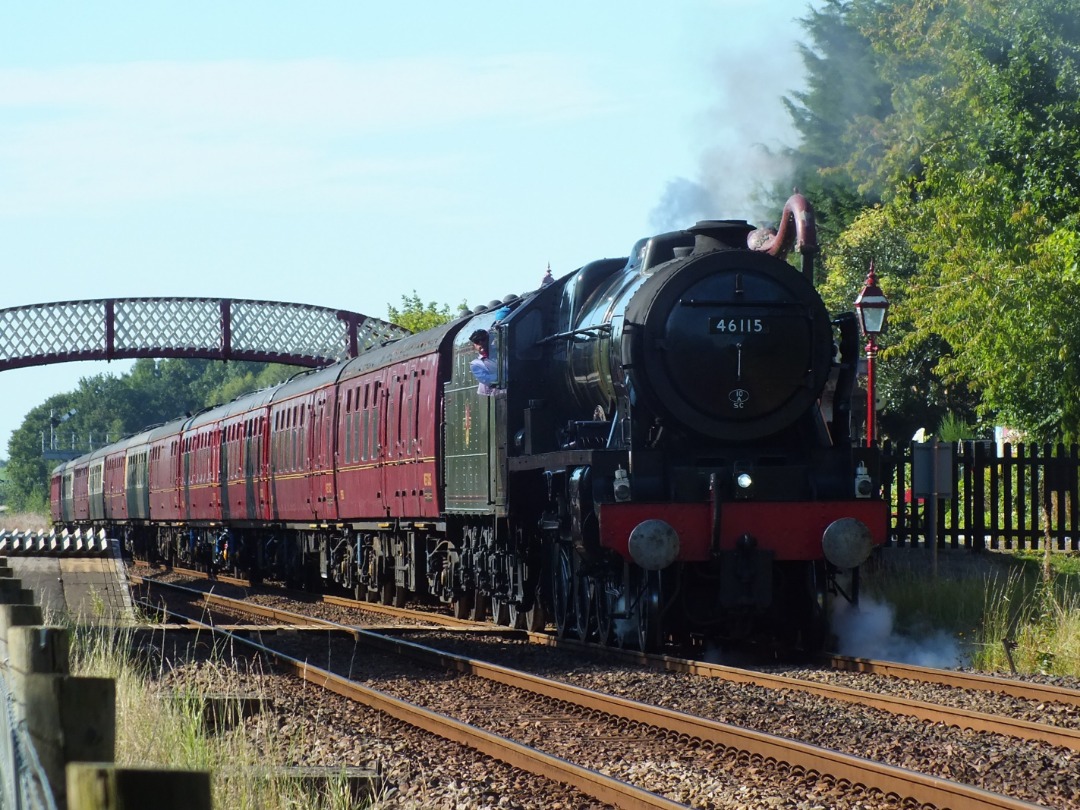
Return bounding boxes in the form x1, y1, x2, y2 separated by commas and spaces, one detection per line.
853, 262, 890, 446
854, 263, 889, 337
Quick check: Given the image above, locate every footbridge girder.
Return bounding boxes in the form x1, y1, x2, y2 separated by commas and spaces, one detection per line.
0, 298, 411, 371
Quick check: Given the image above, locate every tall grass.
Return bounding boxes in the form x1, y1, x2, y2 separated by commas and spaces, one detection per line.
0, 511, 50, 532
971, 569, 1080, 674
863, 549, 1080, 675
69, 623, 378, 809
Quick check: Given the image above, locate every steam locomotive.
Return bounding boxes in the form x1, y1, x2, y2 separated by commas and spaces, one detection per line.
52, 194, 886, 652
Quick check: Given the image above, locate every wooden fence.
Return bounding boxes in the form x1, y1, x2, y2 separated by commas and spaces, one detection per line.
0, 558, 210, 810
885, 440, 1080, 551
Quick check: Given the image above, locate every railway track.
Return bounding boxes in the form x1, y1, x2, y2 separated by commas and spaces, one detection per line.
132, 575, 1061, 809
136, 563, 1080, 740
822, 653, 1080, 709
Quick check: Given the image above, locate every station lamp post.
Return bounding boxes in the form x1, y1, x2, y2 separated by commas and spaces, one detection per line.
854, 262, 890, 447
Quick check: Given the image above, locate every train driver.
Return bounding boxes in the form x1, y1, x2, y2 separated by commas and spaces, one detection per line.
468, 329, 499, 396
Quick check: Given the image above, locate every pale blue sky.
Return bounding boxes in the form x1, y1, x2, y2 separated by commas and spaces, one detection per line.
0, 1, 814, 457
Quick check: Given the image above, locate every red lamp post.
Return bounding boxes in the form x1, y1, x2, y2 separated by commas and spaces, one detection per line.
854, 262, 890, 447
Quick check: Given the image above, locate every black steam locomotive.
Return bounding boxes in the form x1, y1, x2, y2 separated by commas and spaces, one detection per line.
53, 193, 886, 653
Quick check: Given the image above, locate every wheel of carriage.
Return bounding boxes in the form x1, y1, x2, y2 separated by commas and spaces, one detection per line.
510, 596, 546, 632
551, 541, 575, 638
490, 593, 512, 626
378, 580, 395, 605
629, 568, 663, 652
452, 589, 473, 620
393, 585, 408, 608
594, 571, 621, 647
507, 559, 546, 631
508, 582, 546, 632
471, 591, 490, 622
353, 583, 368, 601
574, 564, 597, 642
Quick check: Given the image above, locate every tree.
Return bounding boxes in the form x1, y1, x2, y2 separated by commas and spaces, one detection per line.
785, 0, 1080, 441
386, 292, 461, 333
819, 205, 978, 440
205, 363, 295, 406
7, 396, 73, 513
5, 358, 298, 513
778, 0, 893, 245
867, 0, 1080, 440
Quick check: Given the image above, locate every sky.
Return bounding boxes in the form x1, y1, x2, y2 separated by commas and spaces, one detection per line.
0, 1, 815, 459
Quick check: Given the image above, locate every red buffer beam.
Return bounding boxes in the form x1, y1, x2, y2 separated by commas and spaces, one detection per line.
0, 298, 411, 371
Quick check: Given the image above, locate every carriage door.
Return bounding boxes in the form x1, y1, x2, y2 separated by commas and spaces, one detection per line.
220, 427, 231, 522
311, 390, 337, 520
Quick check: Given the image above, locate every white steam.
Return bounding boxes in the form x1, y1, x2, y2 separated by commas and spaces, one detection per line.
831, 596, 969, 668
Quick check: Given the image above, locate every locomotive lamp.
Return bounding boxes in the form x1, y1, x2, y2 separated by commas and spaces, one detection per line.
733, 463, 755, 499
853, 263, 890, 447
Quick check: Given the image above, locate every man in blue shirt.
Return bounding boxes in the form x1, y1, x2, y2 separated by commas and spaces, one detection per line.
468, 329, 498, 396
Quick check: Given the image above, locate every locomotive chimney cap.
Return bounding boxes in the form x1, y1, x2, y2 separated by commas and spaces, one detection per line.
688, 220, 755, 252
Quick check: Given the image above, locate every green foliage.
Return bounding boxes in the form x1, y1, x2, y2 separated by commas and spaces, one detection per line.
386, 291, 460, 333
818, 205, 979, 440
937, 412, 975, 442
203, 364, 294, 406
778, 0, 893, 242
788, 0, 1080, 442
970, 563, 1080, 674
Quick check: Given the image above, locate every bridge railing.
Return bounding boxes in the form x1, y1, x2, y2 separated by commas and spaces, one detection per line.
0, 297, 411, 371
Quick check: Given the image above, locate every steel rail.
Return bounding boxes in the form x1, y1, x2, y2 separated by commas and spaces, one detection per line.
131, 565, 485, 628
136, 578, 1047, 810
824, 653, 1080, 709
521, 634, 1080, 752
141, 595, 689, 810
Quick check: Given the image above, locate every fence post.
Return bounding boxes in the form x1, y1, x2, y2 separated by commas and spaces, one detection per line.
20, 673, 116, 810
3, 592, 115, 810
1, 564, 212, 810
67, 764, 212, 810
0, 589, 42, 662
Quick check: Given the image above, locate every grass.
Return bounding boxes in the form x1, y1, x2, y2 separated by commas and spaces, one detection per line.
68, 621, 383, 810
861, 546, 1080, 675
0, 510, 50, 532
